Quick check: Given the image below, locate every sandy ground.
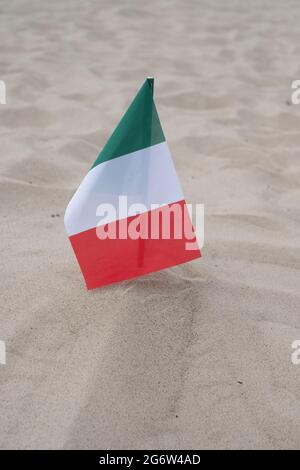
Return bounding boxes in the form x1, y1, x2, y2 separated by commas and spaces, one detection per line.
0, 0, 300, 450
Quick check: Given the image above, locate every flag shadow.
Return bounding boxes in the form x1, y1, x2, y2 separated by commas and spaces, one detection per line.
64, 264, 204, 449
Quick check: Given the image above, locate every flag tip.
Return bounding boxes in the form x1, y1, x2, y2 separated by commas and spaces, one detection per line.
146, 77, 154, 95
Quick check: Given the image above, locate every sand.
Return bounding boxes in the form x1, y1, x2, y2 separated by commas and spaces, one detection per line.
0, 0, 300, 450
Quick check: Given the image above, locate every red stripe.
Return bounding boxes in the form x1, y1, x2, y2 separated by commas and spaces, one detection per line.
69, 200, 201, 289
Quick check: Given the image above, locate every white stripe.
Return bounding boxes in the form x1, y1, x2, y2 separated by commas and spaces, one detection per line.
64, 142, 184, 236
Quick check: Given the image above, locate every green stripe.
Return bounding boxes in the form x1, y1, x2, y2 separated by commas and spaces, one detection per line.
91, 78, 165, 168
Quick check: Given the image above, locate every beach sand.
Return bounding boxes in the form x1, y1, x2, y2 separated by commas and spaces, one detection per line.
0, 0, 300, 449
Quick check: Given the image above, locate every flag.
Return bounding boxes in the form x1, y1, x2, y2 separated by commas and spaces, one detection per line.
64, 78, 201, 289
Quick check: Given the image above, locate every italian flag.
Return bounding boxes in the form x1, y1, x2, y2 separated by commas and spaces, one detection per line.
64, 78, 201, 289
